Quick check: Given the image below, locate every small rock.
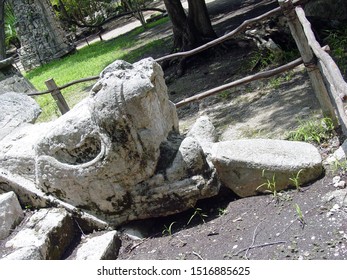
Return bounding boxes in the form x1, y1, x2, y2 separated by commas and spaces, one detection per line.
333, 176, 341, 185
331, 204, 340, 211
325, 140, 347, 164
335, 181, 346, 188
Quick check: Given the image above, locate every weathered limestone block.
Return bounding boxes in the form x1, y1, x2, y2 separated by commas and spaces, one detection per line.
0, 92, 41, 141
1, 208, 76, 260
0, 192, 24, 240
70, 231, 120, 260
211, 139, 323, 197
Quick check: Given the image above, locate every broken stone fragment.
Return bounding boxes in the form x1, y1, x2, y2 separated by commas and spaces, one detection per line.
71, 231, 120, 260
0, 192, 24, 240
186, 115, 218, 156
2, 208, 76, 260
211, 139, 323, 197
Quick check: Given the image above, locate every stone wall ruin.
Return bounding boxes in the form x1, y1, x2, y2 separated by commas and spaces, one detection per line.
10, 0, 75, 71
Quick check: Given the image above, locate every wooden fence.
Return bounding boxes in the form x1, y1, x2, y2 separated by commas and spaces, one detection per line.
26, 0, 347, 135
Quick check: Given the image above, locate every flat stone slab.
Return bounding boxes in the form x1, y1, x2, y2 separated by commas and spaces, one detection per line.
211, 139, 323, 197
1, 208, 76, 260
70, 231, 120, 260
0, 192, 23, 240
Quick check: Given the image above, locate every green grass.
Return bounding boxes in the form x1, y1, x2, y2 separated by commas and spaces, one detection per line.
25, 17, 170, 122
286, 117, 335, 144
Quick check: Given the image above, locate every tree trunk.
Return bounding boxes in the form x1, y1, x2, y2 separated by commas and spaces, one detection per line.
163, 0, 213, 51
0, 0, 6, 60
187, 0, 217, 40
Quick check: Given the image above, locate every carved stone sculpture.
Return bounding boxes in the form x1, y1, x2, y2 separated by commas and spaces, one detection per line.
0, 58, 219, 226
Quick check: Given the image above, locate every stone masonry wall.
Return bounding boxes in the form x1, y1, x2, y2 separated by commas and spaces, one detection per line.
11, 0, 75, 71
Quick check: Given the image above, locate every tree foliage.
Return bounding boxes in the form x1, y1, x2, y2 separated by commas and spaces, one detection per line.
51, 0, 115, 27
0, 0, 5, 59
0, 0, 20, 58
4, 2, 19, 49
51, 0, 154, 29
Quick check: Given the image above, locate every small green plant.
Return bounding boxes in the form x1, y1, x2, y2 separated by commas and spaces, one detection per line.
162, 222, 176, 236
330, 159, 347, 175
294, 203, 305, 228
247, 48, 299, 72
219, 90, 231, 100
217, 207, 228, 217
289, 169, 304, 191
287, 117, 335, 144
268, 77, 282, 89
187, 207, 208, 225
256, 170, 278, 198
268, 71, 296, 89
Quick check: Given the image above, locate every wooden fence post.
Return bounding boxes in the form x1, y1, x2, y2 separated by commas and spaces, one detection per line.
278, 0, 338, 127
45, 78, 70, 115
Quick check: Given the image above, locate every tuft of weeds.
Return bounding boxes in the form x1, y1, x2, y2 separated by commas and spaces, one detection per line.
247, 48, 299, 72
219, 90, 232, 100
187, 206, 208, 225
289, 169, 304, 191
256, 170, 278, 198
268, 71, 296, 89
286, 117, 335, 144
294, 203, 306, 228
329, 159, 347, 175
162, 222, 176, 236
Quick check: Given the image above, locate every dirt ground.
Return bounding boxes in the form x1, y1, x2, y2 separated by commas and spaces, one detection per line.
113, 0, 347, 260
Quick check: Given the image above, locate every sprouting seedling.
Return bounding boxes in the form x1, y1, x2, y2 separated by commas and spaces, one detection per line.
289, 169, 304, 191
162, 222, 176, 236
256, 170, 277, 198
294, 203, 305, 228
218, 207, 228, 217
187, 207, 208, 225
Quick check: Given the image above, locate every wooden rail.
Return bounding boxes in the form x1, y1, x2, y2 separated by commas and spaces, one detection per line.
176, 57, 303, 108
27, 75, 99, 97
295, 6, 347, 134
278, 0, 338, 127
279, 0, 347, 134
